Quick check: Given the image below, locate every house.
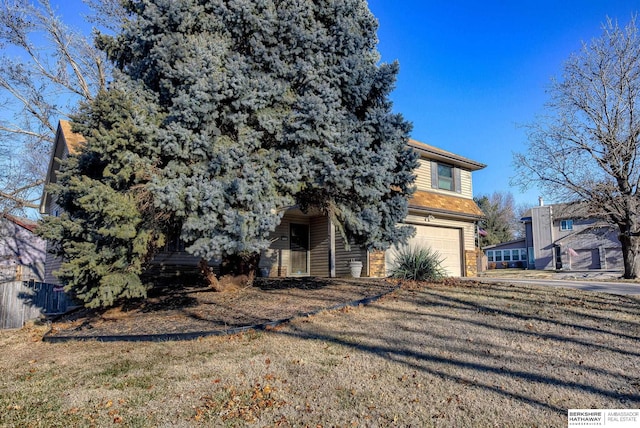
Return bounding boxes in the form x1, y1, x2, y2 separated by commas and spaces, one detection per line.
40, 121, 486, 282
39, 120, 85, 284
483, 238, 528, 270
485, 199, 624, 271
0, 214, 46, 282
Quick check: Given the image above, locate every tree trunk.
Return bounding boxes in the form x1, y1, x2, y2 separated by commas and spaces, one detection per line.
199, 253, 261, 292
619, 233, 640, 279
198, 258, 222, 291
220, 252, 261, 277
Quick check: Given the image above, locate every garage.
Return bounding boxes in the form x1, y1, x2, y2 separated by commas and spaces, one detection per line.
388, 225, 463, 277
569, 248, 601, 270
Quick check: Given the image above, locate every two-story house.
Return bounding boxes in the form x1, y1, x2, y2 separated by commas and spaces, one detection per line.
41, 121, 486, 282
521, 200, 622, 271
485, 199, 623, 271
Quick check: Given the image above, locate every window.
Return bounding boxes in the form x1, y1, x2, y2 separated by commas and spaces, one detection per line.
560, 219, 573, 231
511, 249, 520, 261
431, 161, 461, 193
437, 163, 454, 191
503, 250, 511, 261
487, 251, 494, 262
521, 249, 528, 261
495, 251, 502, 262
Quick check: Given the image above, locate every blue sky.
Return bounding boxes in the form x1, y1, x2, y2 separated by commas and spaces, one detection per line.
54, 0, 640, 207
367, 0, 639, 207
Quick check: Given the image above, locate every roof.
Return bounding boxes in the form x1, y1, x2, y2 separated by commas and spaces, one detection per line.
521, 201, 593, 222
408, 139, 486, 172
409, 190, 485, 220
482, 238, 526, 251
57, 120, 85, 155
1, 214, 38, 233
39, 120, 86, 214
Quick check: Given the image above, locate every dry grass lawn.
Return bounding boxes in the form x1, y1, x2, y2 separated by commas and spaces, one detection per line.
1, 279, 639, 427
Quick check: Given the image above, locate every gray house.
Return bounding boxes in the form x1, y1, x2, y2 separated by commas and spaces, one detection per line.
521, 200, 622, 271
0, 214, 45, 282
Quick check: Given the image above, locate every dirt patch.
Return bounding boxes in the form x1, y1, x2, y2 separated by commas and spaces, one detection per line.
47, 277, 399, 340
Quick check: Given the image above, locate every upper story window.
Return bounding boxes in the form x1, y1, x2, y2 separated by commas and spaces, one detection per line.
437, 163, 454, 191
560, 219, 573, 231
431, 161, 461, 193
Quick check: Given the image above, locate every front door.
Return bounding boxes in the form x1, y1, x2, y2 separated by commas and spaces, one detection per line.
290, 224, 309, 275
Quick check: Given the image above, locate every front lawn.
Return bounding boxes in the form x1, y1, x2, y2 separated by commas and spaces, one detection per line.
1, 280, 638, 426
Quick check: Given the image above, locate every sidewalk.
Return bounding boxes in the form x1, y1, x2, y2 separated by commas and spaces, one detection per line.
478, 268, 625, 281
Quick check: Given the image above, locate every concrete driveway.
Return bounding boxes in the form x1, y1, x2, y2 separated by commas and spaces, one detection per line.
469, 276, 640, 296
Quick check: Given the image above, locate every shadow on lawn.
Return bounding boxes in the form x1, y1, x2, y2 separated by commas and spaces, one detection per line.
271, 282, 640, 415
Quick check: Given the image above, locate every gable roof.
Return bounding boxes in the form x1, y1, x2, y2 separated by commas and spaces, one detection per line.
521, 201, 593, 222
409, 190, 484, 220
57, 120, 85, 155
408, 139, 486, 171
39, 120, 86, 214
1, 214, 38, 233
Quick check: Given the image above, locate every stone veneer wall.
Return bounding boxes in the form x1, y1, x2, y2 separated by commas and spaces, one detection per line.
368, 250, 386, 278
465, 249, 482, 277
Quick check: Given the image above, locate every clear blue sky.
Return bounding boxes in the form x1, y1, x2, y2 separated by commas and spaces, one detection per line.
55, 0, 639, 207
367, 0, 639, 207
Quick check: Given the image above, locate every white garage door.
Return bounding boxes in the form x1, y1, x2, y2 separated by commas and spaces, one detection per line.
389, 225, 463, 277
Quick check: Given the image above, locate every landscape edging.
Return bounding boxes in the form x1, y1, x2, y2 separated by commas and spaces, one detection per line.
41, 283, 402, 343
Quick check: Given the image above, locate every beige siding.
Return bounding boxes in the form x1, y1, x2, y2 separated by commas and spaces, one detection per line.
414, 159, 432, 191
334, 232, 368, 277
43, 246, 62, 284
459, 169, 473, 198
43, 198, 63, 284
261, 211, 311, 277
309, 216, 329, 277
414, 158, 474, 199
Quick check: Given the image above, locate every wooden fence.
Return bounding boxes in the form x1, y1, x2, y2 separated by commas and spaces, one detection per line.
0, 279, 70, 329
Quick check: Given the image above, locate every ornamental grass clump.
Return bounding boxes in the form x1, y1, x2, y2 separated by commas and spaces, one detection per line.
390, 246, 447, 281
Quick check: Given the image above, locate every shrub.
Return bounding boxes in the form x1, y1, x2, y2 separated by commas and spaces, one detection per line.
390, 246, 447, 281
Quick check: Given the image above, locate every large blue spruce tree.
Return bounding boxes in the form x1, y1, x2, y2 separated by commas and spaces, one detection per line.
38, 82, 166, 307
42, 0, 417, 307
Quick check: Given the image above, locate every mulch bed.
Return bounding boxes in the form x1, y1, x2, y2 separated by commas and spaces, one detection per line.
45, 278, 400, 341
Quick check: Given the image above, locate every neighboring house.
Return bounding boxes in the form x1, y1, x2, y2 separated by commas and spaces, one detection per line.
0, 214, 46, 282
519, 200, 622, 271
483, 238, 528, 269
40, 121, 486, 282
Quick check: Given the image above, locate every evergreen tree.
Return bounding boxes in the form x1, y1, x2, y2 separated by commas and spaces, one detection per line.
474, 192, 519, 246
38, 82, 165, 307
41, 0, 417, 307
101, 0, 417, 257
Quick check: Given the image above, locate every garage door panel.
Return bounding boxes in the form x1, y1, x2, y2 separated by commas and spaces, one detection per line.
391, 225, 462, 277
571, 249, 601, 270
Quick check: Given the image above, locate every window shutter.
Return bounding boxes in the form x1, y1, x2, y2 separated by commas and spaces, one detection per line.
431, 161, 438, 189
454, 168, 462, 193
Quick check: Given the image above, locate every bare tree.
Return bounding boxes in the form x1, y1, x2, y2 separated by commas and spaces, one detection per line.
513, 16, 640, 278
475, 191, 520, 246
0, 0, 119, 216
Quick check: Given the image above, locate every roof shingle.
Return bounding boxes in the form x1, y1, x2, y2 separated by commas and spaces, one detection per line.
409, 190, 484, 219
